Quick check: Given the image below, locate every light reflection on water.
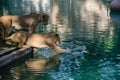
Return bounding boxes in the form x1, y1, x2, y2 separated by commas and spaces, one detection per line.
0, 0, 120, 80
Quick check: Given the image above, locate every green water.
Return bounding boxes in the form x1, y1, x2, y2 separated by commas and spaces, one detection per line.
0, 0, 120, 80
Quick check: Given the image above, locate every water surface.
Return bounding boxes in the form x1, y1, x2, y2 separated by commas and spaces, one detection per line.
0, 0, 120, 80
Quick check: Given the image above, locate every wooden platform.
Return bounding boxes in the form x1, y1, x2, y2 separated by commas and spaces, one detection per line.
0, 47, 33, 68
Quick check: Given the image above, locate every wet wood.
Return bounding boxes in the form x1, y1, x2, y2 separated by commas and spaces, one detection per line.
0, 48, 33, 68
0, 47, 18, 57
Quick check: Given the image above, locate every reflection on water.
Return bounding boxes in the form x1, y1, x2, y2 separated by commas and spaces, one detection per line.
0, 0, 120, 80
0, 0, 50, 15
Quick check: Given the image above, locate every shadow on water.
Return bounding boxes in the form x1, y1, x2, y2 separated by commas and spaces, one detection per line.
110, 11, 120, 22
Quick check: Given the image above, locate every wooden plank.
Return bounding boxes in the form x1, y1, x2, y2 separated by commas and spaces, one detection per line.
0, 47, 17, 57
0, 48, 33, 67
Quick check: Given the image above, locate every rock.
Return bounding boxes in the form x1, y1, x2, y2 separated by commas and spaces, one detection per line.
110, 0, 120, 11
